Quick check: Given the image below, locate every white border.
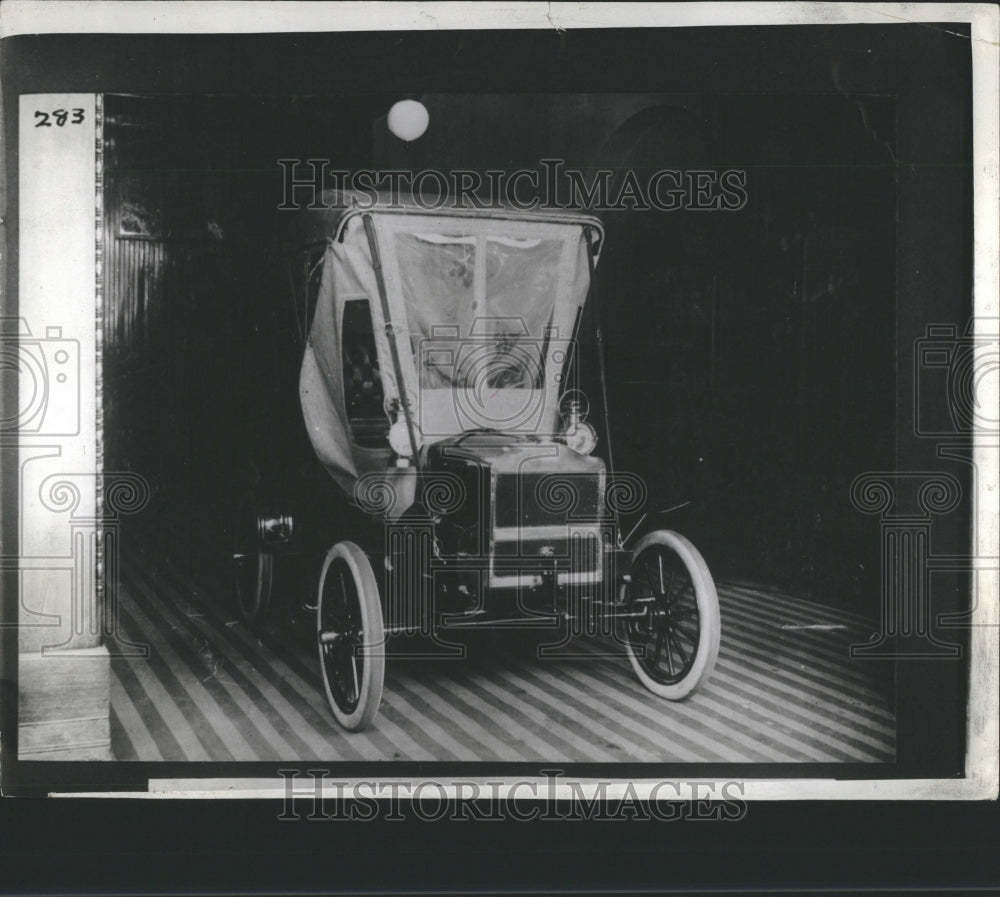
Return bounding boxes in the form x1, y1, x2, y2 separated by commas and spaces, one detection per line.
0, 1, 996, 36
7, 2, 997, 799
966, 0, 1000, 805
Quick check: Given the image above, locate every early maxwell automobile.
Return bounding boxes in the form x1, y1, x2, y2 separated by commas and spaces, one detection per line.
233, 191, 721, 731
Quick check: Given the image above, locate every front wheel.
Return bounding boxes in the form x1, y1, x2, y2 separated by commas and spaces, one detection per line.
317, 541, 385, 731
622, 530, 721, 700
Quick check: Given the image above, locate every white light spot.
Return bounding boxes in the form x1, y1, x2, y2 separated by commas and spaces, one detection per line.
387, 99, 429, 142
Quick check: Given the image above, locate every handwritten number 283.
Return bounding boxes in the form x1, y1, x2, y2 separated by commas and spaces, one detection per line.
34, 109, 86, 127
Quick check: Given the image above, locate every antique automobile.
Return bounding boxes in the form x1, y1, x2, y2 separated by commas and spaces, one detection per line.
232, 191, 721, 731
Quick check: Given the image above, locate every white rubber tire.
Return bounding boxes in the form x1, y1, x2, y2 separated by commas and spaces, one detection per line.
623, 529, 721, 700
317, 541, 385, 731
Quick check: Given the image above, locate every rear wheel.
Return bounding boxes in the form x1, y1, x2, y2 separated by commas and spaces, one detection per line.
622, 530, 720, 700
317, 541, 385, 731
232, 492, 274, 624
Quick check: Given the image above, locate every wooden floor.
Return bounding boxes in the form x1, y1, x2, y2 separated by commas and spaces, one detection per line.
108, 542, 896, 764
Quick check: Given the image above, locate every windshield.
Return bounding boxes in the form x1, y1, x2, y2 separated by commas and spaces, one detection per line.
394, 230, 564, 391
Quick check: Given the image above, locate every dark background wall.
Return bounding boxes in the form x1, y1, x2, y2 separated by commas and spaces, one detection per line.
101, 88, 896, 613
101, 94, 380, 515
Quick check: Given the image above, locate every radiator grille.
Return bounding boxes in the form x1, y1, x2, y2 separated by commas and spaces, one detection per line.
493, 472, 602, 529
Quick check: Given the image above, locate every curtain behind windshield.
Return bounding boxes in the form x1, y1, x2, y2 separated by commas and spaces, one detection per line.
395, 231, 562, 391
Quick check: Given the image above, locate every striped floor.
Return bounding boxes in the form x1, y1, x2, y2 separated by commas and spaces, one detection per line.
108, 547, 896, 763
